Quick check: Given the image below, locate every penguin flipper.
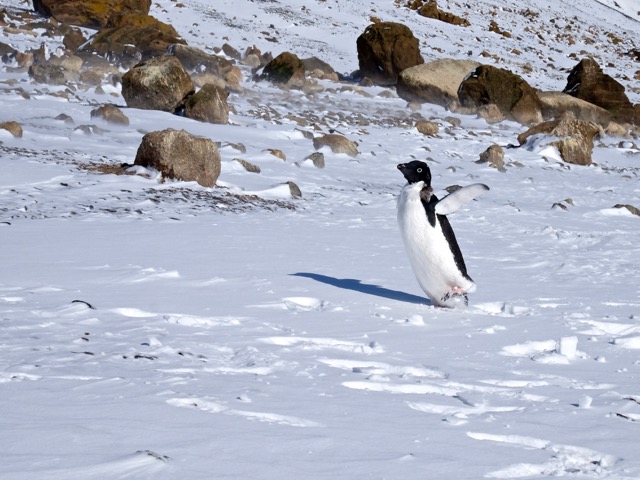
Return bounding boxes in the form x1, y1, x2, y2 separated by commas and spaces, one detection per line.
434, 183, 490, 215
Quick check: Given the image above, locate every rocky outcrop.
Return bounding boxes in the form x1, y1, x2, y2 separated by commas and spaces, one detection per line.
134, 129, 221, 187
184, 84, 229, 124
121, 56, 194, 112
260, 52, 306, 87
32, 0, 151, 29
458, 65, 543, 125
517, 114, 601, 166
563, 58, 635, 125
537, 91, 611, 127
356, 22, 424, 86
397, 59, 480, 107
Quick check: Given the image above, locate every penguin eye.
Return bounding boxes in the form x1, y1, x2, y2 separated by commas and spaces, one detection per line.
417, 168, 422, 173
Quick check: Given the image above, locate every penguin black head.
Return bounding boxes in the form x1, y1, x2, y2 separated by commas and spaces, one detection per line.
397, 161, 432, 186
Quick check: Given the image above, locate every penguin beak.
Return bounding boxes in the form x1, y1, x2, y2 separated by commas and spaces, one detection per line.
397, 163, 405, 170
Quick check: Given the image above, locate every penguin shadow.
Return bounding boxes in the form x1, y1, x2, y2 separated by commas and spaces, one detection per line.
290, 273, 431, 305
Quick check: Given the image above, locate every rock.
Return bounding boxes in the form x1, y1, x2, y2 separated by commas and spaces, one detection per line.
169, 44, 235, 77
266, 149, 287, 161
517, 114, 601, 166
0, 121, 23, 138
90, 104, 130, 125
563, 58, 635, 125
28, 63, 77, 85
234, 158, 260, 173
458, 65, 543, 125
410, 0, 470, 26
84, 13, 185, 66
614, 204, 640, 216
416, 120, 439, 136
63, 28, 86, 52
184, 83, 229, 124
121, 56, 194, 112
261, 51, 306, 87
537, 91, 611, 127
313, 134, 359, 157
222, 43, 241, 60
477, 144, 505, 171
477, 104, 505, 124
32, 0, 152, 28
304, 152, 325, 168
396, 59, 480, 107
356, 22, 424, 86
285, 181, 302, 199
134, 129, 221, 187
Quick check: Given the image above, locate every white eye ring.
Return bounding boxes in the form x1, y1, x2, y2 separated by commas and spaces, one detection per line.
417, 168, 422, 173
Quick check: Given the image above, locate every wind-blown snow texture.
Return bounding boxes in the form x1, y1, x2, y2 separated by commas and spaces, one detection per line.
1, 0, 640, 479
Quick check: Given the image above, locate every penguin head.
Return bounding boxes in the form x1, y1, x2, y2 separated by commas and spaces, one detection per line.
397, 161, 432, 186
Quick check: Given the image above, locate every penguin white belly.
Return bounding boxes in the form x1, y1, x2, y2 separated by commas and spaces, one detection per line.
397, 182, 475, 306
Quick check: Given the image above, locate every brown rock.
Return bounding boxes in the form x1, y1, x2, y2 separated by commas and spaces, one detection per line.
90, 104, 130, 125
458, 65, 543, 125
184, 84, 229, 124
134, 129, 221, 187
0, 121, 23, 138
121, 56, 194, 112
313, 134, 359, 157
563, 58, 635, 125
356, 22, 424, 86
63, 28, 86, 52
537, 91, 611, 127
83, 14, 185, 66
517, 114, 601, 166
169, 44, 235, 77
261, 52, 306, 86
32, 0, 151, 29
614, 204, 640, 216
477, 144, 505, 170
397, 59, 480, 107
412, 0, 470, 26
416, 120, 439, 136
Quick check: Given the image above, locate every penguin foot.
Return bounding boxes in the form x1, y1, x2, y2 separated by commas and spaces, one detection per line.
441, 291, 469, 308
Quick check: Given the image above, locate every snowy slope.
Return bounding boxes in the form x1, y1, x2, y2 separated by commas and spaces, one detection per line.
1, 0, 640, 479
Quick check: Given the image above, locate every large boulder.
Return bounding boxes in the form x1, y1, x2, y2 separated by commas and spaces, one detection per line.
517, 114, 601, 166
32, 0, 151, 29
184, 84, 229, 124
121, 56, 194, 112
83, 13, 185, 66
563, 58, 635, 125
537, 91, 611, 127
356, 22, 424, 86
134, 129, 221, 187
458, 65, 543, 125
260, 51, 306, 87
397, 59, 480, 107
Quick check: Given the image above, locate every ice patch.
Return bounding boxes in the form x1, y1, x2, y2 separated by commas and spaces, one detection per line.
342, 380, 459, 396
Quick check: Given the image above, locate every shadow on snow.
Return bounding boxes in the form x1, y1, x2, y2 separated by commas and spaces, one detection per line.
290, 272, 430, 305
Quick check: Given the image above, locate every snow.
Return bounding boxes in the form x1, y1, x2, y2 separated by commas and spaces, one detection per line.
1, 0, 640, 479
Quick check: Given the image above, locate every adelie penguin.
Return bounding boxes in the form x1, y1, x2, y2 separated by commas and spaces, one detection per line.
396, 160, 489, 308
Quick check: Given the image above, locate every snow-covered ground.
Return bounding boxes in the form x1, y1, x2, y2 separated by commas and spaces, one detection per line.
1, 0, 640, 478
